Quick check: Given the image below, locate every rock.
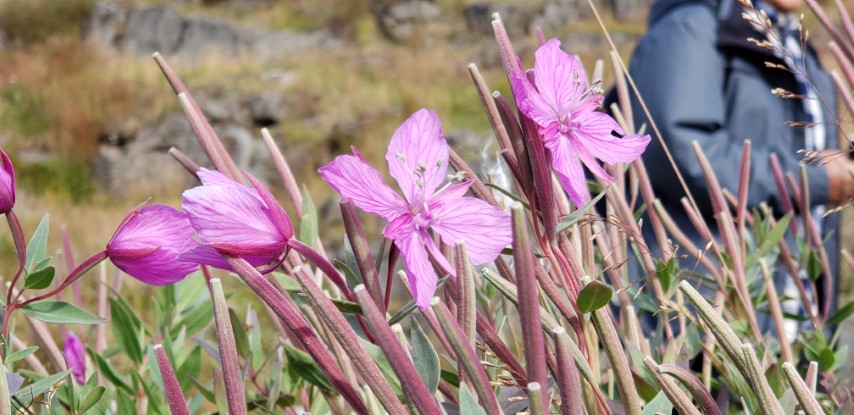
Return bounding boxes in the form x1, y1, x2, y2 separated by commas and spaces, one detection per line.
248, 92, 283, 127
530, 0, 590, 34
375, 0, 444, 42
83, 3, 337, 61
464, 3, 530, 37
607, 0, 652, 21
122, 6, 185, 55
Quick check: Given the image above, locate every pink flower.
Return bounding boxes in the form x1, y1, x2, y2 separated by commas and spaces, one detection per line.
108, 203, 199, 285
63, 332, 86, 384
180, 168, 294, 269
511, 38, 651, 206
0, 148, 15, 214
319, 109, 512, 310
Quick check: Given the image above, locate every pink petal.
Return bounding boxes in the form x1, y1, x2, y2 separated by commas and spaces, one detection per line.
385, 109, 449, 203
107, 204, 199, 285
429, 180, 472, 205
510, 70, 559, 129
429, 196, 512, 265
570, 138, 615, 183
573, 112, 651, 165
0, 148, 14, 213
198, 168, 242, 187
319, 153, 407, 221
178, 244, 276, 270
533, 39, 588, 118
393, 228, 438, 311
243, 171, 294, 239
545, 135, 590, 207
182, 184, 285, 248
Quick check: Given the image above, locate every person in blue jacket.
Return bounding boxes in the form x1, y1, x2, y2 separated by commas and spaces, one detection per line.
624, 0, 854, 336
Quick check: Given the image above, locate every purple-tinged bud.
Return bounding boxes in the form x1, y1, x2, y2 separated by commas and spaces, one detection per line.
63, 332, 86, 385
107, 203, 199, 285
179, 168, 293, 270
0, 148, 15, 214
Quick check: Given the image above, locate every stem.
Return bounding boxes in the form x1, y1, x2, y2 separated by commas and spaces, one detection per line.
209, 279, 247, 415
354, 286, 442, 414
5, 210, 26, 309
17, 251, 108, 307
224, 256, 368, 414
153, 344, 190, 415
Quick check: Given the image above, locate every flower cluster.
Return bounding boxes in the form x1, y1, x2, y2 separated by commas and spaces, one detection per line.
511, 38, 650, 206
99, 40, 648, 309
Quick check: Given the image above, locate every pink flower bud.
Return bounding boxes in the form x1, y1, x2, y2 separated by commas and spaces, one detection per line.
107, 203, 199, 285
0, 148, 15, 214
63, 332, 86, 385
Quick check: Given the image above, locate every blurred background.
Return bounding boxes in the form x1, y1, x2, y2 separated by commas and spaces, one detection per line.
0, 0, 655, 256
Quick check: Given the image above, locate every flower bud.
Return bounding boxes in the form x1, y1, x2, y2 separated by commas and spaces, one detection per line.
0, 148, 15, 214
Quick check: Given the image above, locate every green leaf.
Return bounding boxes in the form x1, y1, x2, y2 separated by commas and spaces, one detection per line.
806, 251, 823, 281
79, 386, 106, 413
411, 319, 440, 394
330, 298, 362, 315
87, 348, 131, 392
271, 272, 301, 292
25, 214, 49, 272
576, 280, 614, 313
178, 347, 202, 392
459, 384, 487, 415
655, 258, 677, 294
826, 301, 854, 326
116, 388, 136, 415
6, 346, 38, 365
283, 345, 333, 391
24, 266, 55, 290
746, 212, 791, 270
388, 275, 451, 325
12, 369, 73, 410
556, 190, 607, 233
778, 388, 796, 415
171, 301, 213, 338
484, 184, 531, 210
228, 309, 250, 358
21, 301, 106, 324
641, 390, 674, 415
333, 257, 362, 288
299, 185, 318, 246
358, 339, 403, 397
110, 298, 143, 364
440, 369, 459, 388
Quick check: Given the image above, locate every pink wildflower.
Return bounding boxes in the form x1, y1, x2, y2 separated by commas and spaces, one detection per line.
0, 148, 14, 214
107, 203, 199, 285
319, 109, 512, 309
63, 332, 86, 384
511, 38, 651, 206
180, 168, 293, 269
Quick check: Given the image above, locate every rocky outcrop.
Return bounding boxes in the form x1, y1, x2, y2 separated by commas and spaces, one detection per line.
83, 3, 337, 60
374, 0, 445, 43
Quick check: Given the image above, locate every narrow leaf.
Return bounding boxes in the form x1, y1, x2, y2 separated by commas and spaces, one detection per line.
410, 319, 440, 394
25, 214, 50, 272
283, 345, 333, 391
24, 266, 55, 290
299, 185, 318, 246
556, 191, 607, 233
22, 301, 106, 325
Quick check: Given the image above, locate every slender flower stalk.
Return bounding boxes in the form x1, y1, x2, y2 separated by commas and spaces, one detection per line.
552, 327, 583, 415
293, 270, 406, 414
656, 362, 720, 415
526, 383, 547, 415
353, 286, 442, 414
781, 362, 824, 415
224, 256, 368, 414
511, 206, 548, 405
429, 298, 503, 414
454, 242, 476, 343
340, 200, 384, 307
585, 279, 641, 415
0, 347, 9, 415
642, 358, 700, 415
210, 278, 247, 415
154, 344, 191, 415
741, 344, 784, 415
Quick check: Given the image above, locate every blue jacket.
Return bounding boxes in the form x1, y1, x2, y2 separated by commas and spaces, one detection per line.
626, 0, 839, 324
